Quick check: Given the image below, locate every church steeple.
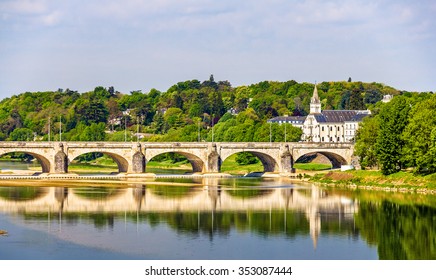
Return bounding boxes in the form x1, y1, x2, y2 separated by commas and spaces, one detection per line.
310, 83, 321, 114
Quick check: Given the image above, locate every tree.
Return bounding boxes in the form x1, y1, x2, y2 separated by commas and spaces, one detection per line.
375, 96, 410, 175
349, 88, 365, 110
80, 123, 106, 141
402, 95, 436, 174
163, 108, 184, 130
9, 128, 34, 141
354, 116, 380, 169
235, 152, 259, 165
74, 95, 109, 125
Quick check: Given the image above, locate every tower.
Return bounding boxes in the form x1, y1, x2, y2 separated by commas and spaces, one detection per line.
310, 84, 321, 114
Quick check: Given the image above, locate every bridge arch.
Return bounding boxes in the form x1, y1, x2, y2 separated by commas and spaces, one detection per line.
68, 151, 129, 173
294, 151, 347, 169
0, 151, 51, 173
220, 151, 279, 173
146, 151, 205, 173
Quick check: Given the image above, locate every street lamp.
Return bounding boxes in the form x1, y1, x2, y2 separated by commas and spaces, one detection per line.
124, 116, 127, 142
211, 115, 214, 143
285, 122, 287, 142
59, 116, 62, 142
198, 119, 201, 142
48, 116, 51, 142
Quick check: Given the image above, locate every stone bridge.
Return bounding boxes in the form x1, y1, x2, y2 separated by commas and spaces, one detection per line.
0, 141, 354, 175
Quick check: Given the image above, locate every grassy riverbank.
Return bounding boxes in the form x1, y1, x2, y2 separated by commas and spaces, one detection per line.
310, 170, 436, 191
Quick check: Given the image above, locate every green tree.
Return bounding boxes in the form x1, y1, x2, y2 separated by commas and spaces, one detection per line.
163, 108, 185, 130
375, 96, 410, 175
9, 128, 34, 141
235, 152, 259, 165
75, 95, 109, 125
402, 95, 436, 174
349, 88, 365, 110
80, 123, 106, 141
354, 116, 380, 169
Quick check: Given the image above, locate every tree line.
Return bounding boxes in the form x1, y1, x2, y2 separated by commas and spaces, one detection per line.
354, 91, 436, 175
0, 75, 406, 144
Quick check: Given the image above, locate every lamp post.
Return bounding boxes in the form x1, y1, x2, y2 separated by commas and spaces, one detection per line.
137, 116, 140, 142
48, 116, 51, 142
269, 122, 272, 143
211, 115, 214, 143
285, 122, 287, 142
198, 119, 201, 142
59, 116, 62, 142
124, 116, 127, 142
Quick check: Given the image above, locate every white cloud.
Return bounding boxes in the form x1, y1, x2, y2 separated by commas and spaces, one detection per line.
39, 10, 61, 26
0, 0, 49, 15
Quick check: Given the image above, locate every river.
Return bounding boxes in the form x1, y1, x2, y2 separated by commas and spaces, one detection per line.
0, 162, 435, 260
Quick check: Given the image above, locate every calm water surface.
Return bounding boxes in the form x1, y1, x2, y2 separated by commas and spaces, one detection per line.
0, 166, 435, 260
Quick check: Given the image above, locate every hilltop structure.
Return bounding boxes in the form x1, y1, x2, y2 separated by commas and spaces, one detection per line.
268, 85, 371, 143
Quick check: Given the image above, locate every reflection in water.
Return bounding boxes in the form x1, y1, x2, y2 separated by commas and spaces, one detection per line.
0, 178, 434, 260
0, 187, 48, 201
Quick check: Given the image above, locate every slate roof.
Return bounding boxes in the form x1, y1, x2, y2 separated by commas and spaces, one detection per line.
314, 110, 369, 123
268, 116, 306, 123
350, 113, 370, 122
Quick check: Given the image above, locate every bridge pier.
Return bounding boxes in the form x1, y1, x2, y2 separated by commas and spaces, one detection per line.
280, 145, 295, 173
54, 143, 68, 173
206, 143, 220, 173
131, 144, 145, 173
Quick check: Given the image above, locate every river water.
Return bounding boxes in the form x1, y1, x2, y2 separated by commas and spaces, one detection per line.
0, 163, 435, 260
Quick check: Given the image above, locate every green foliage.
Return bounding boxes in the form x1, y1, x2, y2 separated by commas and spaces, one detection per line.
402, 95, 436, 174
106, 130, 132, 142
354, 116, 380, 169
66, 122, 106, 141
235, 152, 259, 165
376, 96, 410, 175
163, 108, 185, 130
9, 128, 34, 141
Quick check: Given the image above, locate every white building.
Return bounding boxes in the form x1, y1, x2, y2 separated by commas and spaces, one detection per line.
301, 85, 371, 142
268, 85, 371, 143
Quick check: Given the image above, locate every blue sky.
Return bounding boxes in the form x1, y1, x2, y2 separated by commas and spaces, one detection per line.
1, 0, 435, 98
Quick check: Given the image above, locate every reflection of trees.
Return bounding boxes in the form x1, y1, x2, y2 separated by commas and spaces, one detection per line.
226, 189, 273, 198
0, 187, 47, 201
356, 201, 436, 259
135, 211, 311, 238
24, 212, 116, 229
22, 210, 359, 240
148, 185, 194, 198
73, 187, 125, 200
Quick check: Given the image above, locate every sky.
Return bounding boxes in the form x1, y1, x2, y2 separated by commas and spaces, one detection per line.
0, 0, 435, 98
